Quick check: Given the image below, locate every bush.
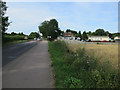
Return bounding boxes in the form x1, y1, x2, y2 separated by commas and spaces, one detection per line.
2, 34, 25, 43
49, 40, 119, 88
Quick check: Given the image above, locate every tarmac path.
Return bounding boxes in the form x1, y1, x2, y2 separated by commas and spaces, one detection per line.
2, 40, 54, 88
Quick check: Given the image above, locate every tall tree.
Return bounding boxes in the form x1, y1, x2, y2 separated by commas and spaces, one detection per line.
82, 31, 88, 40
38, 19, 61, 40
66, 29, 77, 35
29, 32, 40, 39
94, 29, 106, 36
78, 31, 82, 39
0, 1, 10, 34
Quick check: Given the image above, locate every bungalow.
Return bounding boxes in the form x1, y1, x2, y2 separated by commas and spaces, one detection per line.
88, 36, 110, 41
114, 36, 120, 42
63, 32, 75, 40
114, 36, 120, 40
57, 32, 75, 40
24, 36, 28, 40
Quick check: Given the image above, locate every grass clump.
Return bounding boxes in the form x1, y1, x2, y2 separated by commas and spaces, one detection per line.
48, 40, 119, 88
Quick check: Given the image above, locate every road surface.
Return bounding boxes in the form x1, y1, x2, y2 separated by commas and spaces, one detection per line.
2, 40, 54, 88
2, 41, 37, 66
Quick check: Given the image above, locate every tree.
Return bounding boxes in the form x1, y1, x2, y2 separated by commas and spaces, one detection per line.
94, 29, 107, 36
66, 29, 77, 35
28, 32, 40, 39
39, 20, 49, 37
0, 1, 10, 34
11, 32, 17, 35
38, 19, 61, 40
82, 31, 88, 40
78, 31, 82, 39
105, 31, 109, 36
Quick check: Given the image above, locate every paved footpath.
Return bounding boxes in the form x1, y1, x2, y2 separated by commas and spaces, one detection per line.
2, 40, 54, 88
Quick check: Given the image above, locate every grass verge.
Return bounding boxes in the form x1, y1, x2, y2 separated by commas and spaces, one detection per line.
48, 40, 119, 88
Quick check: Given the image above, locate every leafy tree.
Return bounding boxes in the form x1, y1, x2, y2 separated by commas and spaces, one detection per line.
82, 31, 88, 40
28, 32, 40, 39
78, 31, 82, 39
11, 32, 17, 35
39, 19, 61, 40
18, 32, 24, 35
66, 29, 77, 35
94, 29, 107, 36
0, 1, 10, 34
105, 31, 109, 36
39, 20, 49, 37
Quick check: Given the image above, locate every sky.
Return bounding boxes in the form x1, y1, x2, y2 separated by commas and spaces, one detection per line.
6, 2, 118, 35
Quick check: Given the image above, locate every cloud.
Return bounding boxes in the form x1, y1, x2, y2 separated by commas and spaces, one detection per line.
6, 2, 118, 34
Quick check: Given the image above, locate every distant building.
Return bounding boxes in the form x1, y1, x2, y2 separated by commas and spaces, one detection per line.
57, 32, 75, 40
114, 36, 120, 42
114, 36, 120, 40
24, 36, 28, 40
63, 32, 74, 37
63, 32, 75, 40
88, 36, 110, 41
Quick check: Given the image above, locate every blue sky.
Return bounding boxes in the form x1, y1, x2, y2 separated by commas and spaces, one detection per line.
6, 2, 118, 35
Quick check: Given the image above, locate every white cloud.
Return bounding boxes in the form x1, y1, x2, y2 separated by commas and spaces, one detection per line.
6, 2, 118, 34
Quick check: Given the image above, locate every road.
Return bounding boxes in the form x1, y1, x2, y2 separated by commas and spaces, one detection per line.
2, 41, 37, 66
2, 40, 54, 88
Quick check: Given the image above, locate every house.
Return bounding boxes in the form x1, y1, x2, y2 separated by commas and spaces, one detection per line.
24, 36, 28, 40
114, 36, 120, 42
63, 32, 75, 40
88, 36, 110, 41
63, 32, 74, 37
114, 36, 120, 40
57, 32, 75, 40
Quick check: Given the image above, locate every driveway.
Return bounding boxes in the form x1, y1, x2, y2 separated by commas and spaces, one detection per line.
2, 40, 54, 88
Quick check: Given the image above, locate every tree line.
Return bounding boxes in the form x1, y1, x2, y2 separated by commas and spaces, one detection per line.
1, 0, 40, 43
1, 0, 120, 43
65, 29, 120, 40
39, 19, 120, 40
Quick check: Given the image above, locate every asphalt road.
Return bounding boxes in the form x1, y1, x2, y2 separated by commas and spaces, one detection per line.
2, 40, 54, 88
2, 41, 37, 66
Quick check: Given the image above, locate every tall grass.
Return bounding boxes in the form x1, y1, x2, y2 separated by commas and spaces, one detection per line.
68, 44, 118, 69
48, 40, 119, 88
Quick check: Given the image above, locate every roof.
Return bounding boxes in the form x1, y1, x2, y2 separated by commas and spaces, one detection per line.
63, 32, 74, 37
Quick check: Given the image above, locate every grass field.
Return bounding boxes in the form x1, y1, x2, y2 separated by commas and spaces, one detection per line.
68, 43, 118, 69
49, 41, 119, 88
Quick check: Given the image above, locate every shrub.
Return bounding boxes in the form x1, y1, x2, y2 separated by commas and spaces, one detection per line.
2, 34, 25, 43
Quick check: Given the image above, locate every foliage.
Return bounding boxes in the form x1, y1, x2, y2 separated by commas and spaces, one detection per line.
0, 1, 11, 34
48, 40, 119, 88
28, 32, 40, 39
78, 31, 82, 39
2, 34, 25, 43
94, 29, 107, 36
82, 31, 88, 40
66, 29, 77, 35
39, 19, 62, 40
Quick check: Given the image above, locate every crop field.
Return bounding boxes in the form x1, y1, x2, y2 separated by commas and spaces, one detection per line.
68, 43, 118, 69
